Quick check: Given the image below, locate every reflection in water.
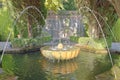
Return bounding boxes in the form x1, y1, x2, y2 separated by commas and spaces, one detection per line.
42, 59, 78, 80
2, 53, 47, 80
42, 59, 78, 75
0, 51, 117, 80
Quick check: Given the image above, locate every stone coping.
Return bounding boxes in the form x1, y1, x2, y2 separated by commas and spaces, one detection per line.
110, 42, 120, 53
0, 42, 120, 54
0, 46, 41, 54
0, 45, 110, 54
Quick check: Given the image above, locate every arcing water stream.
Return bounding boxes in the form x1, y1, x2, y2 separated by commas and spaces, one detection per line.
0, 5, 118, 80
0, 6, 45, 64
79, 6, 117, 80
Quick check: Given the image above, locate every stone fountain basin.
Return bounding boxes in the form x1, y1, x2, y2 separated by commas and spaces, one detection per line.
40, 46, 80, 60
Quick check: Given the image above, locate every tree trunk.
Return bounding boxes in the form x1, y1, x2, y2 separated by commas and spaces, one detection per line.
88, 0, 100, 38
108, 0, 120, 17
88, 15, 100, 38
27, 15, 33, 38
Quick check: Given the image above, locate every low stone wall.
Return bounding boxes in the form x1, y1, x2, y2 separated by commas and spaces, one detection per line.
0, 46, 42, 54
110, 42, 120, 53
1, 42, 120, 54
0, 41, 44, 54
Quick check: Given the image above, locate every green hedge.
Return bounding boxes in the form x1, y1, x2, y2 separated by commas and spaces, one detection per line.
93, 38, 112, 49
70, 36, 79, 43
11, 36, 52, 48
70, 36, 112, 49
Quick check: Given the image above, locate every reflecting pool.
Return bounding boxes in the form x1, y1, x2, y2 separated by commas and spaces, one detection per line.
0, 51, 120, 80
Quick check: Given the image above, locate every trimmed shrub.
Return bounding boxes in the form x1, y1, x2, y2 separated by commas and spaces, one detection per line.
11, 36, 52, 48
70, 36, 79, 43
70, 36, 112, 49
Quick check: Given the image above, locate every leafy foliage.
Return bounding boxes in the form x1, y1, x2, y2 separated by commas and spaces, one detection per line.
62, 0, 77, 10
45, 0, 77, 11
0, 1, 13, 41
70, 36, 79, 43
9, 0, 47, 38
70, 36, 112, 49
112, 54, 120, 67
76, 0, 118, 38
11, 36, 52, 48
109, 0, 120, 18
0, 72, 15, 80
45, 0, 63, 11
112, 18, 120, 42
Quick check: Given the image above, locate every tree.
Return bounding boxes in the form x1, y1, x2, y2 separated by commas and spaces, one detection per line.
75, 0, 117, 38
108, 0, 120, 17
62, 0, 77, 10
9, 0, 47, 38
45, 0, 63, 11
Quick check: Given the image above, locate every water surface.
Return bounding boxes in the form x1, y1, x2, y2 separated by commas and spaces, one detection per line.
0, 51, 120, 80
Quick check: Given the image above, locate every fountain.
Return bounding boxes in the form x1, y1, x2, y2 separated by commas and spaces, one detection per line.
41, 42, 80, 60
40, 13, 80, 60
0, 4, 119, 80
41, 6, 118, 79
